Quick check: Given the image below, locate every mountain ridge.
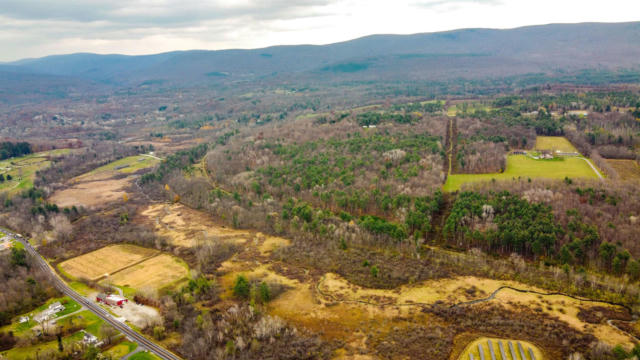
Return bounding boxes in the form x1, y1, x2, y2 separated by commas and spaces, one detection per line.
3, 21, 640, 90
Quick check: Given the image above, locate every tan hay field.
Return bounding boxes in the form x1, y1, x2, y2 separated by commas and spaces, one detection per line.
59, 244, 158, 281
49, 177, 132, 209
606, 159, 640, 181
108, 254, 188, 291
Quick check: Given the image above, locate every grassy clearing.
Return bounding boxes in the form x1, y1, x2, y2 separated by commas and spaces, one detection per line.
139, 203, 251, 247
108, 254, 189, 292
56, 310, 104, 336
494, 289, 632, 346
0, 149, 72, 194
69, 281, 93, 296
79, 155, 159, 178
58, 244, 159, 281
447, 105, 458, 117
103, 341, 138, 358
458, 337, 544, 360
606, 159, 640, 181
447, 103, 492, 117
444, 155, 599, 191
50, 155, 157, 209
129, 350, 162, 360
534, 136, 579, 152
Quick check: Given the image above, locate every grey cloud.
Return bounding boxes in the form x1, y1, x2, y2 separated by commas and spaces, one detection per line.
0, 0, 339, 60
0, 0, 334, 26
411, 0, 502, 8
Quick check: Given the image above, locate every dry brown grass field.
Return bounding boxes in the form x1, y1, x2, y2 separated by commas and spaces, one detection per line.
49, 177, 133, 208
139, 203, 251, 247
606, 159, 640, 181
58, 244, 158, 281
49, 155, 159, 209
108, 253, 189, 291
216, 240, 634, 356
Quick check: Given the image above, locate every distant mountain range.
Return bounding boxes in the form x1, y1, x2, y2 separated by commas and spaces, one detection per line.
3, 22, 640, 95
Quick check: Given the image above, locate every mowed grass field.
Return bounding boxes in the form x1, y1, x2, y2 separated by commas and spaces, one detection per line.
103, 341, 138, 358
444, 155, 599, 191
0, 149, 72, 194
458, 337, 543, 360
534, 136, 579, 152
606, 159, 640, 181
109, 254, 189, 291
58, 244, 158, 281
78, 155, 160, 179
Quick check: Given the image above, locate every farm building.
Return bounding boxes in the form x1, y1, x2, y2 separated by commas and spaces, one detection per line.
33, 301, 65, 323
96, 293, 128, 306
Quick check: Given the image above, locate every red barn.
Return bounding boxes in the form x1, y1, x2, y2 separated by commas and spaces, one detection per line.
96, 293, 128, 306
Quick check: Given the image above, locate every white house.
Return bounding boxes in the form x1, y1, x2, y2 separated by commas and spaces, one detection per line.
81, 330, 100, 345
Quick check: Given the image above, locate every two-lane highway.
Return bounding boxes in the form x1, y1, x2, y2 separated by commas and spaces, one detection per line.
2, 228, 181, 360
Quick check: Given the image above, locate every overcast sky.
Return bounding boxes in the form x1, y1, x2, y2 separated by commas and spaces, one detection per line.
0, 0, 638, 62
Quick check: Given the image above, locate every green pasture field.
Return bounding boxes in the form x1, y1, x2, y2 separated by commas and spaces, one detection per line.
103, 341, 138, 358
534, 136, 579, 152
81, 155, 160, 177
0, 149, 72, 193
129, 351, 162, 360
444, 155, 599, 192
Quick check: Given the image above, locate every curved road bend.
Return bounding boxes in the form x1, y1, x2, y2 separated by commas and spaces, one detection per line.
1, 228, 181, 360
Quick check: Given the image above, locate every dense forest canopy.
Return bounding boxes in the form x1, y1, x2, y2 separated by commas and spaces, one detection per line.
0, 142, 31, 160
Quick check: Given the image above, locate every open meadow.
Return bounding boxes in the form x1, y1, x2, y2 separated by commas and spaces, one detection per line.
58, 244, 159, 281
108, 253, 189, 291
75, 155, 160, 180
444, 155, 599, 191
606, 159, 640, 181
138, 203, 251, 247
49, 155, 160, 208
534, 136, 579, 152
58, 243, 188, 293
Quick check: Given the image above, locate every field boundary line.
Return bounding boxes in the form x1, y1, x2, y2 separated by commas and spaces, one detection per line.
99, 252, 163, 281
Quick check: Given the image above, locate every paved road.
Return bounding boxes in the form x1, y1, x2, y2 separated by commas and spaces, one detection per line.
2, 228, 181, 360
